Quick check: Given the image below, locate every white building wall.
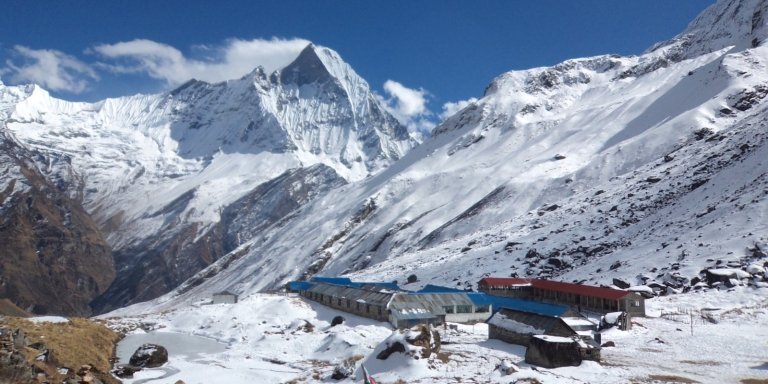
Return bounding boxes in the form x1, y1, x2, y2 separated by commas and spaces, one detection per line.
446, 312, 491, 323
213, 295, 237, 304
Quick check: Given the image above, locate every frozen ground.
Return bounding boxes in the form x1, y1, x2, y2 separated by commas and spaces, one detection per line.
107, 287, 768, 383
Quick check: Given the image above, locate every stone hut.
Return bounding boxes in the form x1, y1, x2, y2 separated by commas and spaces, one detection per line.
212, 291, 238, 304
525, 335, 600, 368
487, 307, 577, 347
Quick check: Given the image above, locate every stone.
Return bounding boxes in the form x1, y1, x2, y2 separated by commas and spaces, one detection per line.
376, 341, 406, 360
612, 278, 630, 289
112, 365, 141, 379
330, 363, 353, 380
330, 316, 345, 327
129, 343, 168, 368
601, 341, 616, 348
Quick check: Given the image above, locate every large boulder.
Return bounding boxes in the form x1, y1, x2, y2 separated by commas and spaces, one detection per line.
376, 324, 441, 360
129, 344, 168, 368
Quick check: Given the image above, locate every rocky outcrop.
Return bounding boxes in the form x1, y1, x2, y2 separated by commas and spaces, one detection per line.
0, 136, 114, 316
376, 324, 441, 360
129, 344, 168, 368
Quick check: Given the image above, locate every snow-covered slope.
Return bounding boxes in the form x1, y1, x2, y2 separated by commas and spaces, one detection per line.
0, 44, 415, 313
151, 0, 768, 306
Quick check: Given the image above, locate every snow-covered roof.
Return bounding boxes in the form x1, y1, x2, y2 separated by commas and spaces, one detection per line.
488, 312, 545, 334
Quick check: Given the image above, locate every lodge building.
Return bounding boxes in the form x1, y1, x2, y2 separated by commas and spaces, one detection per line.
477, 277, 646, 317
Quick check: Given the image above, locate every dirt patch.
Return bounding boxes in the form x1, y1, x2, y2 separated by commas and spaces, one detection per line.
741, 379, 768, 384
647, 374, 699, 383
680, 360, 723, 366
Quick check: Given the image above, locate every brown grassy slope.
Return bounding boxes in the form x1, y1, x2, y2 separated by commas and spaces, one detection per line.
0, 299, 31, 317
0, 316, 120, 381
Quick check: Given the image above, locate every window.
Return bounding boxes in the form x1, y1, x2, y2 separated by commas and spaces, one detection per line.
444, 305, 455, 314
632, 300, 640, 307
456, 305, 472, 314
366, 304, 371, 313
475, 305, 490, 313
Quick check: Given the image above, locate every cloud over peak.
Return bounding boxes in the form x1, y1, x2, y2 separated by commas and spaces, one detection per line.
92, 37, 310, 86
378, 80, 435, 137
3, 46, 98, 93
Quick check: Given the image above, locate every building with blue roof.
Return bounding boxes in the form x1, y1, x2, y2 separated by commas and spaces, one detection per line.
287, 281, 314, 292
310, 276, 353, 286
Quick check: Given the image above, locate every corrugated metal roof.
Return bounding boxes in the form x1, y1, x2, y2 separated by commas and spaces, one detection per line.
287, 281, 314, 291
389, 300, 442, 321
493, 297, 570, 317
351, 282, 402, 291
307, 282, 394, 306
311, 276, 353, 285
488, 308, 575, 335
400, 292, 475, 308
478, 278, 631, 300
449, 292, 569, 317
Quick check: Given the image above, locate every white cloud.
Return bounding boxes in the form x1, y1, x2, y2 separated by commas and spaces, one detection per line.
92, 37, 310, 86
377, 79, 435, 136
3, 46, 98, 93
382, 80, 428, 119
441, 97, 478, 120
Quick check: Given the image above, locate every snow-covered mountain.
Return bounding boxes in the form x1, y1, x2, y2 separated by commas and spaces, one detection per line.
145, 0, 768, 308
0, 44, 415, 313
2, 0, 767, 318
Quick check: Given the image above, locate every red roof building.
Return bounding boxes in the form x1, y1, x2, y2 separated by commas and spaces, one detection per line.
478, 277, 645, 317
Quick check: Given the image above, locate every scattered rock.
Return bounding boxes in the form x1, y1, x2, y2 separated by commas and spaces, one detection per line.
496, 360, 519, 375
609, 261, 621, 271
601, 341, 616, 348
553, 154, 567, 160
612, 278, 630, 289
112, 365, 141, 379
330, 363, 353, 380
129, 343, 168, 368
331, 316, 345, 327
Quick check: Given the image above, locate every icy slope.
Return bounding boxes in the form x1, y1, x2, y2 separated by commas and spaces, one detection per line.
156, 0, 768, 304
0, 44, 415, 313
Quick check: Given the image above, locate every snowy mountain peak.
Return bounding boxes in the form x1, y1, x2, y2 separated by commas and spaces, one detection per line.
648, 0, 768, 60
279, 44, 337, 86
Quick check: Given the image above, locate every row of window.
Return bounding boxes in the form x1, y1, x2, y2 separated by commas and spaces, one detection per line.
306, 292, 492, 317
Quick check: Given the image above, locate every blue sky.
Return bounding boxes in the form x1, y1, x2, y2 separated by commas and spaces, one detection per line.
1, 1, 712, 127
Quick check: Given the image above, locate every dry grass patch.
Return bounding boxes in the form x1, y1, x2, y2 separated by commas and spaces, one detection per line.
1, 317, 119, 374
0, 299, 31, 317
741, 379, 768, 384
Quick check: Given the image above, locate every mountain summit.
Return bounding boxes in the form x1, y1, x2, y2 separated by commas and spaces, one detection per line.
0, 44, 415, 314
648, 0, 768, 60
134, 0, 768, 310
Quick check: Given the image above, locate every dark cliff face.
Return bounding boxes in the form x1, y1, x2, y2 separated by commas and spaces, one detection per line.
0, 139, 115, 316
90, 164, 346, 314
